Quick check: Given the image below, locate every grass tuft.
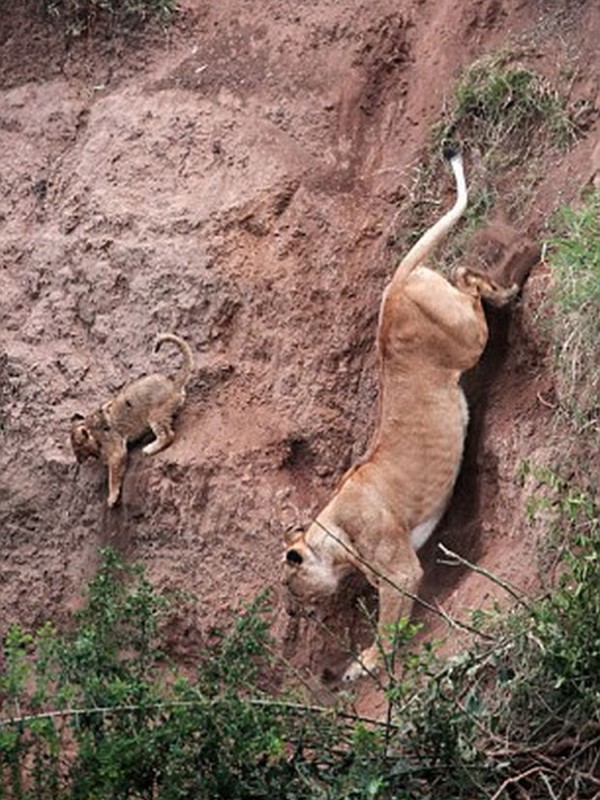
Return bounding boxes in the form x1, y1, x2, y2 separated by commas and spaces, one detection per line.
438, 53, 576, 166
42, 0, 179, 38
546, 189, 600, 433
392, 54, 574, 264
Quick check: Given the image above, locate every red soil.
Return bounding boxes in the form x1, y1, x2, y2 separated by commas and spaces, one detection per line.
1, 0, 598, 710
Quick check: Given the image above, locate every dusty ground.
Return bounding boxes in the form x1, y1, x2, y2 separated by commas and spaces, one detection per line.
1, 0, 599, 708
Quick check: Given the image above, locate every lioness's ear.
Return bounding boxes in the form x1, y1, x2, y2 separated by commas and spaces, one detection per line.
286, 549, 303, 566
71, 412, 85, 422
283, 524, 304, 545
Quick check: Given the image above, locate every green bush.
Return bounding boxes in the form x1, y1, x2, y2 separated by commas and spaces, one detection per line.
0, 550, 390, 799
547, 189, 600, 432
1, 475, 599, 800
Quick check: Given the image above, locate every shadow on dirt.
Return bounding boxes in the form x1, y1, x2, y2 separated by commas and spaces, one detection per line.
417, 300, 515, 611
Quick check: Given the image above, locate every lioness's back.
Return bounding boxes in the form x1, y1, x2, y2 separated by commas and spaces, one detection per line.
379, 267, 486, 371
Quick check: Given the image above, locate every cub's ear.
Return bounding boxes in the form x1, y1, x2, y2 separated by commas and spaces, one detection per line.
286, 549, 303, 566
71, 412, 85, 422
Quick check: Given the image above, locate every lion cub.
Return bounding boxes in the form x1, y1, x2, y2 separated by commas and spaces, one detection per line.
71, 333, 194, 508
283, 148, 518, 682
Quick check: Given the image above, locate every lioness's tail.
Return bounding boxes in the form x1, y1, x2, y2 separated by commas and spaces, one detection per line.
154, 333, 194, 390
391, 144, 468, 286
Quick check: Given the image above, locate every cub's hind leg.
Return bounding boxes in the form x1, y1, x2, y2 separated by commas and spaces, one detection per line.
143, 418, 176, 455
143, 393, 185, 456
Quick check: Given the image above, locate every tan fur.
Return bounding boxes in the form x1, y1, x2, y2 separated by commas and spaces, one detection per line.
282, 154, 517, 681
70, 333, 194, 508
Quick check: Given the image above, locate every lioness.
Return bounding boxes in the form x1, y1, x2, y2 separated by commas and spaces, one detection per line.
283, 148, 517, 682
71, 333, 194, 508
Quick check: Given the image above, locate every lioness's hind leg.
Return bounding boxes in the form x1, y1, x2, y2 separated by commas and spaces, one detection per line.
453, 266, 519, 306
143, 419, 175, 456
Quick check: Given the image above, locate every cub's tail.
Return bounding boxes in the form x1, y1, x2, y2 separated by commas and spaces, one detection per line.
391, 144, 468, 286
154, 333, 194, 390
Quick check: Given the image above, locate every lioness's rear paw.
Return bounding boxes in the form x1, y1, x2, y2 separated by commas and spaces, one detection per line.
454, 267, 520, 306
479, 279, 520, 306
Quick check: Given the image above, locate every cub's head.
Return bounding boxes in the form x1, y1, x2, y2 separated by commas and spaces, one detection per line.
70, 413, 104, 462
282, 523, 349, 609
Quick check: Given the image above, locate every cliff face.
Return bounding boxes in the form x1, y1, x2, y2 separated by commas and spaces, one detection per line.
1, 0, 598, 692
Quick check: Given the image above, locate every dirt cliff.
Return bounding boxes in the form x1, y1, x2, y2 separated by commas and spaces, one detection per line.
1, 0, 599, 701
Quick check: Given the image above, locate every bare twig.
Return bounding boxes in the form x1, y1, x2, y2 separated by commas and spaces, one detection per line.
314, 520, 495, 640
489, 766, 545, 800
539, 771, 559, 800
0, 696, 391, 731
438, 543, 532, 610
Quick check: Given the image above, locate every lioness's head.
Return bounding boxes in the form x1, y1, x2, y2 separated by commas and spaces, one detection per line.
70, 413, 103, 462
282, 523, 351, 608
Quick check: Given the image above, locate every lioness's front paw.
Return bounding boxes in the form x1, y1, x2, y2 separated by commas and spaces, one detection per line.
342, 660, 369, 683
342, 647, 379, 683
